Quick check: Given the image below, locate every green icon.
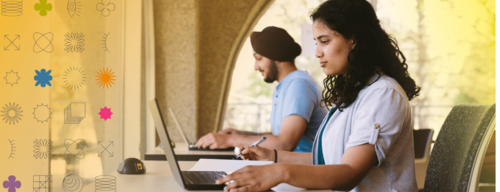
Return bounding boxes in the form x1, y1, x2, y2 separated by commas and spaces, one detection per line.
34, 0, 52, 16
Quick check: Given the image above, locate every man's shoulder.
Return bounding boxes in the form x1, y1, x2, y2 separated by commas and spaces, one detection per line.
286, 71, 320, 87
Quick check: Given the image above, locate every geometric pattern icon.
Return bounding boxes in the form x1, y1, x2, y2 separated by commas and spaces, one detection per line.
33, 32, 53, 53
98, 106, 112, 121
66, 0, 81, 17
62, 174, 83, 192
34, 69, 52, 87
63, 66, 86, 90
96, 0, 114, 17
3, 175, 21, 192
1, 0, 23, 17
95, 68, 115, 89
33, 175, 51, 192
33, 103, 51, 123
8, 139, 16, 159
64, 33, 85, 53
95, 175, 116, 192
4, 35, 20, 50
98, 141, 113, 157
64, 139, 85, 159
33, 139, 52, 159
4, 70, 20, 86
64, 102, 85, 124
101, 33, 109, 52
34, 0, 52, 16
1, 102, 23, 125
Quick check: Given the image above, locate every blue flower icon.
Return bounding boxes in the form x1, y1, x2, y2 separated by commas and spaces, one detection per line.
34, 69, 52, 87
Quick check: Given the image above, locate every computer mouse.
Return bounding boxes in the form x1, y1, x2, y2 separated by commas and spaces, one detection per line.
117, 157, 146, 174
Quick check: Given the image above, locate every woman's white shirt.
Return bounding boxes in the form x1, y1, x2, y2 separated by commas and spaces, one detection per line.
312, 74, 418, 192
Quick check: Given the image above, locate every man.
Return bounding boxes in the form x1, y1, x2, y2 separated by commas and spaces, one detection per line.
196, 26, 327, 152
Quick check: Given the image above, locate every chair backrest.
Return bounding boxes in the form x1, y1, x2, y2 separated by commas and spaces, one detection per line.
413, 129, 434, 159
424, 104, 495, 192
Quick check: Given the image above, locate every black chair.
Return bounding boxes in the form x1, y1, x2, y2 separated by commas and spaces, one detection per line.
424, 104, 495, 192
414, 129, 434, 190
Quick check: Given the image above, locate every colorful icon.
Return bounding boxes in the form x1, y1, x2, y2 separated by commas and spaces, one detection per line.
98, 106, 112, 121
34, 0, 52, 16
3, 175, 21, 192
34, 69, 52, 87
95, 68, 116, 89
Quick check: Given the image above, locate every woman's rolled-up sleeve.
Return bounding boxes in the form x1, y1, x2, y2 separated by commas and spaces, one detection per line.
345, 87, 408, 166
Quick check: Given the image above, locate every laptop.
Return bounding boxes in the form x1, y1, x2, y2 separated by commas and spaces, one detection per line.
149, 99, 227, 190
168, 108, 235, 151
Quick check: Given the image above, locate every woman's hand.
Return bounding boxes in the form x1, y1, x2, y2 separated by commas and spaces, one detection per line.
218, 128, 240, 135
240, 146, 275, 161
216, 164, 287, 192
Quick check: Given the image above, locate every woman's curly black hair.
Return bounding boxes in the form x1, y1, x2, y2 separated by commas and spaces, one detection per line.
311, 0, 420, 111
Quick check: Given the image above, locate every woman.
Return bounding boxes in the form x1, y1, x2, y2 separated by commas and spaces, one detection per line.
216, 0, 421, 191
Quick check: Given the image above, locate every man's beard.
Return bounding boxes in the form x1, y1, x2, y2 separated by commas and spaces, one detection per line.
264, 60, 278, 83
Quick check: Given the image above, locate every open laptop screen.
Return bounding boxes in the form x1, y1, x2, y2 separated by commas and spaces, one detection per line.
148, 99, 187, 188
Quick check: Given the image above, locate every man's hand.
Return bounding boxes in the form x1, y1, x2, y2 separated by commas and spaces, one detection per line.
218, 128, 240, 135
240, 146, 275, 161
195, 133, 233, 149
216, 164, 286, 192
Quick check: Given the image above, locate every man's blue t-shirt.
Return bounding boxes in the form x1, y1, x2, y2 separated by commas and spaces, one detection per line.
270, 70, 328, 152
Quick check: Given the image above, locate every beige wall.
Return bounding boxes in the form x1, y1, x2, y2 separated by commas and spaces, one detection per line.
153, 0, 272, 142
154, 0, 198, 143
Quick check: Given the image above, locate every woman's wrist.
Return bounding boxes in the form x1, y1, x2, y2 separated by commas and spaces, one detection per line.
276, 164, 291, 183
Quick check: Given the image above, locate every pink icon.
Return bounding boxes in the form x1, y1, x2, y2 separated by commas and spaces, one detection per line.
98, 106, 113, 121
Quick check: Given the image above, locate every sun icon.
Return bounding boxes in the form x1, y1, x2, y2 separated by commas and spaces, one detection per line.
1, 102, 23, 125
95, 68, 116, 89
63, 66, 86, 90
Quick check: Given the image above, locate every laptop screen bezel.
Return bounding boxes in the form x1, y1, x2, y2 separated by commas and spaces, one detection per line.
148, 99, 187, 188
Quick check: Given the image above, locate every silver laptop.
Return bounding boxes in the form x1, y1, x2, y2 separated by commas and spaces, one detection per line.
168, 108, 235, 151
148, 99, 227, 190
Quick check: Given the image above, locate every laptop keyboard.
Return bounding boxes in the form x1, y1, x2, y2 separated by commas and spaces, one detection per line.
181, 171, 227, 184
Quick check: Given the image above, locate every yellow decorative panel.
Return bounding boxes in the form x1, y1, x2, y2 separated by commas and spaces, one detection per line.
0, 0, 124, 190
